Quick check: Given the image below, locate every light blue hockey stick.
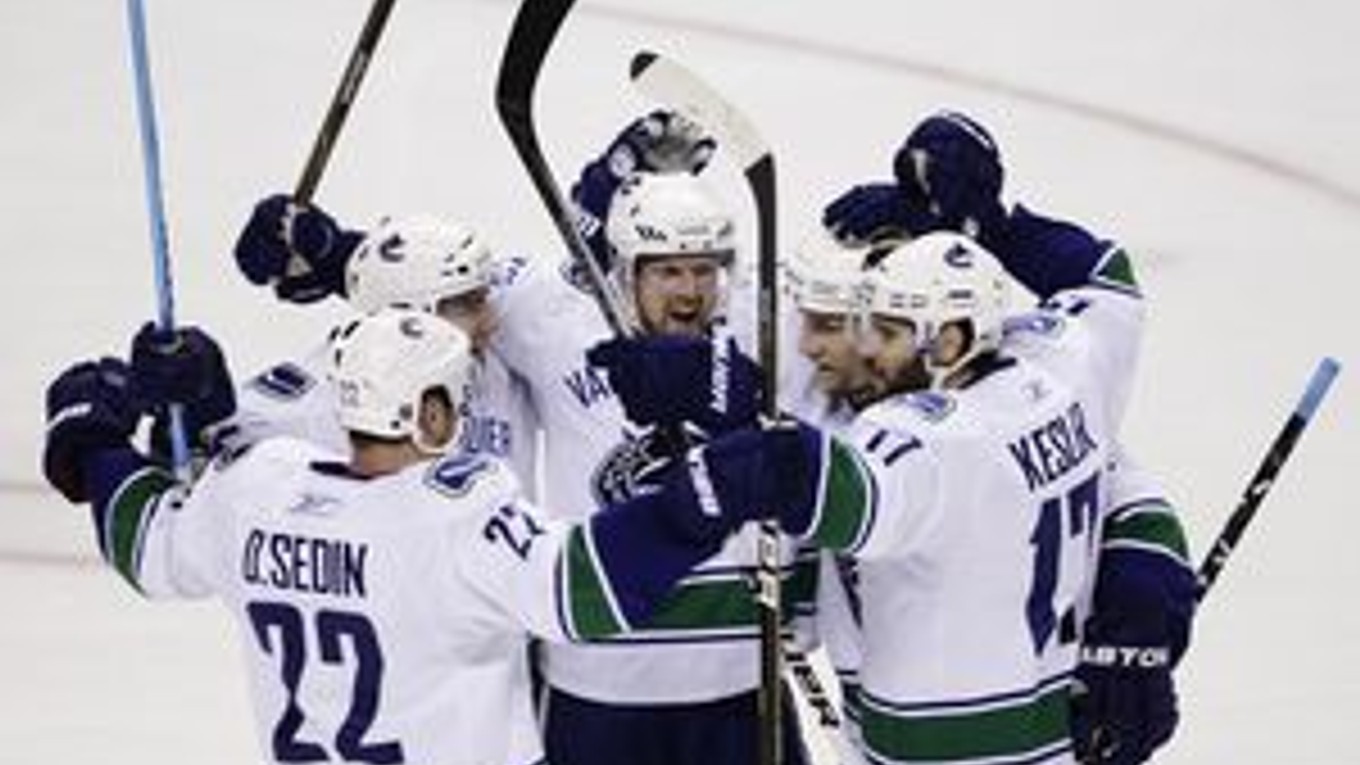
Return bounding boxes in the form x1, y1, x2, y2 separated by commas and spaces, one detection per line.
125, 0, 189, 472
1197, 356, 1342, 597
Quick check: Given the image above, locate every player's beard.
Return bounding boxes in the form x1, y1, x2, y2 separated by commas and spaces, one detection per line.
881, 356, 932, 399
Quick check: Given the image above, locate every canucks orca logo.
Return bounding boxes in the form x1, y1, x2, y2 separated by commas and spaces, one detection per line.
943, 241, 974, 268
591, 427, 697, 506
428, 452, 495, 498
247, 362, 315, 401
903, 390, 955, 422
1004, 310, 1066, 339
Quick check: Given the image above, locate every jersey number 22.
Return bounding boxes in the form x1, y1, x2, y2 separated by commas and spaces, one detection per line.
248, 601, 404, 763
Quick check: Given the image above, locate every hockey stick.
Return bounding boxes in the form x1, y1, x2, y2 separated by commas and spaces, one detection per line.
1196, 356, 1341, 598
495, 0, 631, 336
284, 0, 398, 277
124, 0, 188, 473
630, 50, 788, 765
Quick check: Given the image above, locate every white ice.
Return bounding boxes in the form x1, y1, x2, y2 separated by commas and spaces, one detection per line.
2, 0, 1356, 762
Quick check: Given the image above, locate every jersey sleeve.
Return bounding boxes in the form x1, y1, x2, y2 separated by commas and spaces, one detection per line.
95, 450, 238, 599
1101, 448, 1191, 568
433, 454, 575, 642
794, 408, 942, 562
1003, 247, 1146, 432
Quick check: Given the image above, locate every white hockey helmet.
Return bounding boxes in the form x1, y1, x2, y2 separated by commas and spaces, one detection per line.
862, 231, 1011, 383
785, 231, 872, 316
345, 214, 493, 314
605, 172, 736, 322
329, 307, 474, 453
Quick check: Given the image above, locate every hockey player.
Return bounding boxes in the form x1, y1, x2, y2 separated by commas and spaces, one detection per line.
546, 113, 815, 765
39, 306, 807, 765
228, 206, 538, 487
821, 111, 1196, 765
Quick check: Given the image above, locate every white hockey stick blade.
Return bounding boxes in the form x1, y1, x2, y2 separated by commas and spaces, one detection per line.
630, 50, 769, 171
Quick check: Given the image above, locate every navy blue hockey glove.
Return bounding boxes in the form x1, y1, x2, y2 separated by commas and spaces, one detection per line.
892, 110, 1008, 247
586, 334, 762, 434
130, 323, 236, 455
822, 182, 937, 245
42, 357, 143, 503
1072, 548, 1198, 765
571, 110, 716, 274
233, 194, 363, 303
672, 420, 822, 536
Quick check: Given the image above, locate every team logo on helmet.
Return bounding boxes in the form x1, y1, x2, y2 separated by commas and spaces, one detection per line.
943, 242, 974, 268
378, 234, 406, 262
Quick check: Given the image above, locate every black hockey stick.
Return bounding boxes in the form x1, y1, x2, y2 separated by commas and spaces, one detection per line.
1196, 356, 1341, 598
495, 0, 631, 336
630, 50, 786, 765
285, 0, 398, 277
294, 0, 397, 202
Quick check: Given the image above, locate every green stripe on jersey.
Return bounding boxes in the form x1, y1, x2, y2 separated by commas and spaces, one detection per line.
1104, 502, 1189, 561
860, 681, 1071, 763
563, 527, 626, 639
806, 439, 873, 551
642, 555, 819, 632
1093, 247, 1140, 294
103, 468, 175, 591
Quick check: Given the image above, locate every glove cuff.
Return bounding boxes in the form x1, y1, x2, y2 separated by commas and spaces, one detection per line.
1080, 644, 1172, 669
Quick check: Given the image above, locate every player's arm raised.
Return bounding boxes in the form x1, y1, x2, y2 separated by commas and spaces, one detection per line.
42, 324, 236, 595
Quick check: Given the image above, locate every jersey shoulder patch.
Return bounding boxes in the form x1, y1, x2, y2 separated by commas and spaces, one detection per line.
246, 362, 316, 401
900, 390, 957, 423
1004, 309, 1068, 340
425, 451, 499, 499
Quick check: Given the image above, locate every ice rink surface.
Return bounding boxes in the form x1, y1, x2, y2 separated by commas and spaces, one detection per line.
2, 0, 1356, 762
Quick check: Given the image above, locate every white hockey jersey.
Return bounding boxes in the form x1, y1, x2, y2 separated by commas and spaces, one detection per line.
795, 279, 1144, 764
491, 251, 812, 703
98, 432, 680, 765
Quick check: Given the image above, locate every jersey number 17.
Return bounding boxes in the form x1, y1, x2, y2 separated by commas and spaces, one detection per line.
1026, 470, 1100, 655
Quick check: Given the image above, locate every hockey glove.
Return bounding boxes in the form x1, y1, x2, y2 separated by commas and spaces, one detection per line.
130, 323, 237, 456
571, 110, 717, 274
672, 420, 822, 538
586, 333, 762, 434
1072, 547, 1198, 765
43, 357, 143, 503
893, 110, 1009, 247
822, 181, 937, 245
233, 193, 363, 303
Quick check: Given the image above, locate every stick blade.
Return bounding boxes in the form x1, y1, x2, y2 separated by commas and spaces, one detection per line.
496, 0, 576, 121
629, 49, 769, 170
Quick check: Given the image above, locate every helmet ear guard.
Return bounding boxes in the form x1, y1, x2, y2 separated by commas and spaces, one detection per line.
329, 307, 475, 453
346, 214, 494, 314
861, 231, 1011, 385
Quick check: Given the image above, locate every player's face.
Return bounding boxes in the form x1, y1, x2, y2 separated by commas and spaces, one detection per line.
862, 315, 930, 396
798, 310, 875, 402
437, 288, 498, 356
633, 254, 725, 337
417, 388, 458, 451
